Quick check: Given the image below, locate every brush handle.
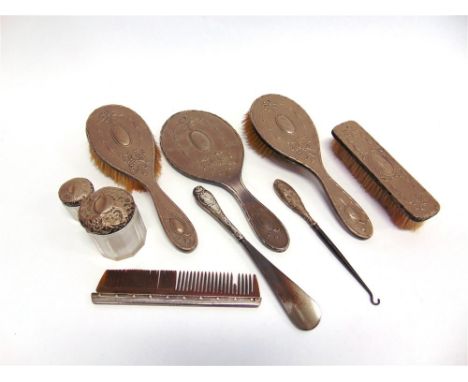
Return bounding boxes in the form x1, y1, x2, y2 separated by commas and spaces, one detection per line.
147, 183, 197, 252
312, 168, 373, 239
223, 179, 289, 252
193, 185, 321, 330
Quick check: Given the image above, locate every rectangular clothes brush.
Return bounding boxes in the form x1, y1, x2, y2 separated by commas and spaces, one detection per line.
91, 269, 261, 307
331, 121, 440, 230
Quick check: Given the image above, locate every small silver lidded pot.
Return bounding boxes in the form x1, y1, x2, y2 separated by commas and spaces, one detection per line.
58, 177, 95, 220
78, 187, 146, 260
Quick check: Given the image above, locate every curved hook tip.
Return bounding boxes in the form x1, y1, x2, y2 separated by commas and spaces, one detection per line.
370, 296, 381, 306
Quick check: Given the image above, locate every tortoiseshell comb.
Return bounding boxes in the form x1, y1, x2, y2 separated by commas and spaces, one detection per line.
92, 269, 261, 307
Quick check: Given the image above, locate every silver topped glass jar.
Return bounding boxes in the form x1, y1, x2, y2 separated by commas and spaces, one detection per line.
78, 187, 146, 260
58, 177, 94, 219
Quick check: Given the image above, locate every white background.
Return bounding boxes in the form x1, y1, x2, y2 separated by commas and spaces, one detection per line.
0, 16, 467, 365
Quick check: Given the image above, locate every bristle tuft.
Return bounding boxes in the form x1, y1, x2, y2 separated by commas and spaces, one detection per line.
89, 146, 146, 191
154, 143, 162, 178
332, 140, 422, 230
242, 113, 276, 158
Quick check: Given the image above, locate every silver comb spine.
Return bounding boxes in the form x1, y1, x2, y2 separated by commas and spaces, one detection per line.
91, 293, 261, 307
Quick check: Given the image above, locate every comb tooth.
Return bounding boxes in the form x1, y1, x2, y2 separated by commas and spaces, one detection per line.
208, 272, 212, 293
186, 271, 191, 291
195, 272, 201, 292
248, 274, 252, 295
179, 271, 184, 291
207, 272, 212, 294
182, 271, 188, 291
194, 272, 199, 292
220, 272, 225, 293
201, 272, 206, 293
189, 271, 194, 291
212, 272, 217, 293
177, 271, 182, 291
191, 271, 196, 292
206, 272, 210, 293
200, 272, 204, 293
237, 274, 241, 295
188, 271, 193, 291
214, 272, 219, 294
212, 272, 218, 293
178, 270, 185, 291
253, 275, 260, 296
200, 272, 205, 292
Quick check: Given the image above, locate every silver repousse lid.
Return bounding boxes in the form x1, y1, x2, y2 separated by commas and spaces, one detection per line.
58, 177, 94, 207
78, 187, 135, 235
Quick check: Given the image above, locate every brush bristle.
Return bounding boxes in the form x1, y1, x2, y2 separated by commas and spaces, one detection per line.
332, 140, 422, 230
154, 143, 162, 176
242, 113, 277, 158
89, 144, 162, 192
